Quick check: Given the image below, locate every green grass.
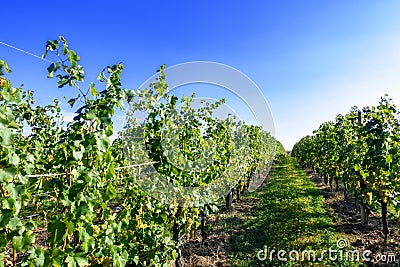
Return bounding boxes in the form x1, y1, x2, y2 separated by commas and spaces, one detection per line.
228, 156, 362, 266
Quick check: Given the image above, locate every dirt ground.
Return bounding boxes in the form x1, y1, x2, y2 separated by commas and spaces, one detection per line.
180, 196, 259, 267
307, 169, 400, 266
10, 165, 400, 266
180, 168, 400, 267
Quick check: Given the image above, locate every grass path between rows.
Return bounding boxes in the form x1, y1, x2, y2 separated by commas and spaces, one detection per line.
227, 156, 361, 266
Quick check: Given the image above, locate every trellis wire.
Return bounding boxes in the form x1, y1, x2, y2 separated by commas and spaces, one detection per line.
24, 162, 158, 178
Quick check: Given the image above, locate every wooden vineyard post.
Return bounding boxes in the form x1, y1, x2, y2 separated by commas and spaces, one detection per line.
173, 206, 183, 267
334, 178, 339, 192
329, 176, 333, 191
357, 110, 369, 226
225, 188, 233, 210
381, 199, 389, 242
200, 211, 206, 245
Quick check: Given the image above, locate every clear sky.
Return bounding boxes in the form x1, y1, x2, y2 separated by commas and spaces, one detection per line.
2, 1, 400, 150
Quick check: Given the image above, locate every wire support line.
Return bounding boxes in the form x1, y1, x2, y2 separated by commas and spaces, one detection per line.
114, 162, 158, 170
0, 40, 54, 63
24, 162, 158, 178
25, 172, 67, 178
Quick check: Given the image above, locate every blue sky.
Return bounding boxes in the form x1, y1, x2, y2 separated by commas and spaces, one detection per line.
2, 1, 400, 149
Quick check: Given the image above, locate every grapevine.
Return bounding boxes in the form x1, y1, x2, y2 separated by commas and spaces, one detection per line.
0, 37, 285, 266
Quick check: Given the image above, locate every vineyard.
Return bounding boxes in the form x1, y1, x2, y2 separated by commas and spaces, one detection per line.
292, 96, 400, 247
0, 37, 286, 266
3, 36, 400, 267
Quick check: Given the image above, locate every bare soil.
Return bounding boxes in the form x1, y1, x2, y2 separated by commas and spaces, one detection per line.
181, 196, 260, 267
181, 168, 400, 267
306, 169, 400, 266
